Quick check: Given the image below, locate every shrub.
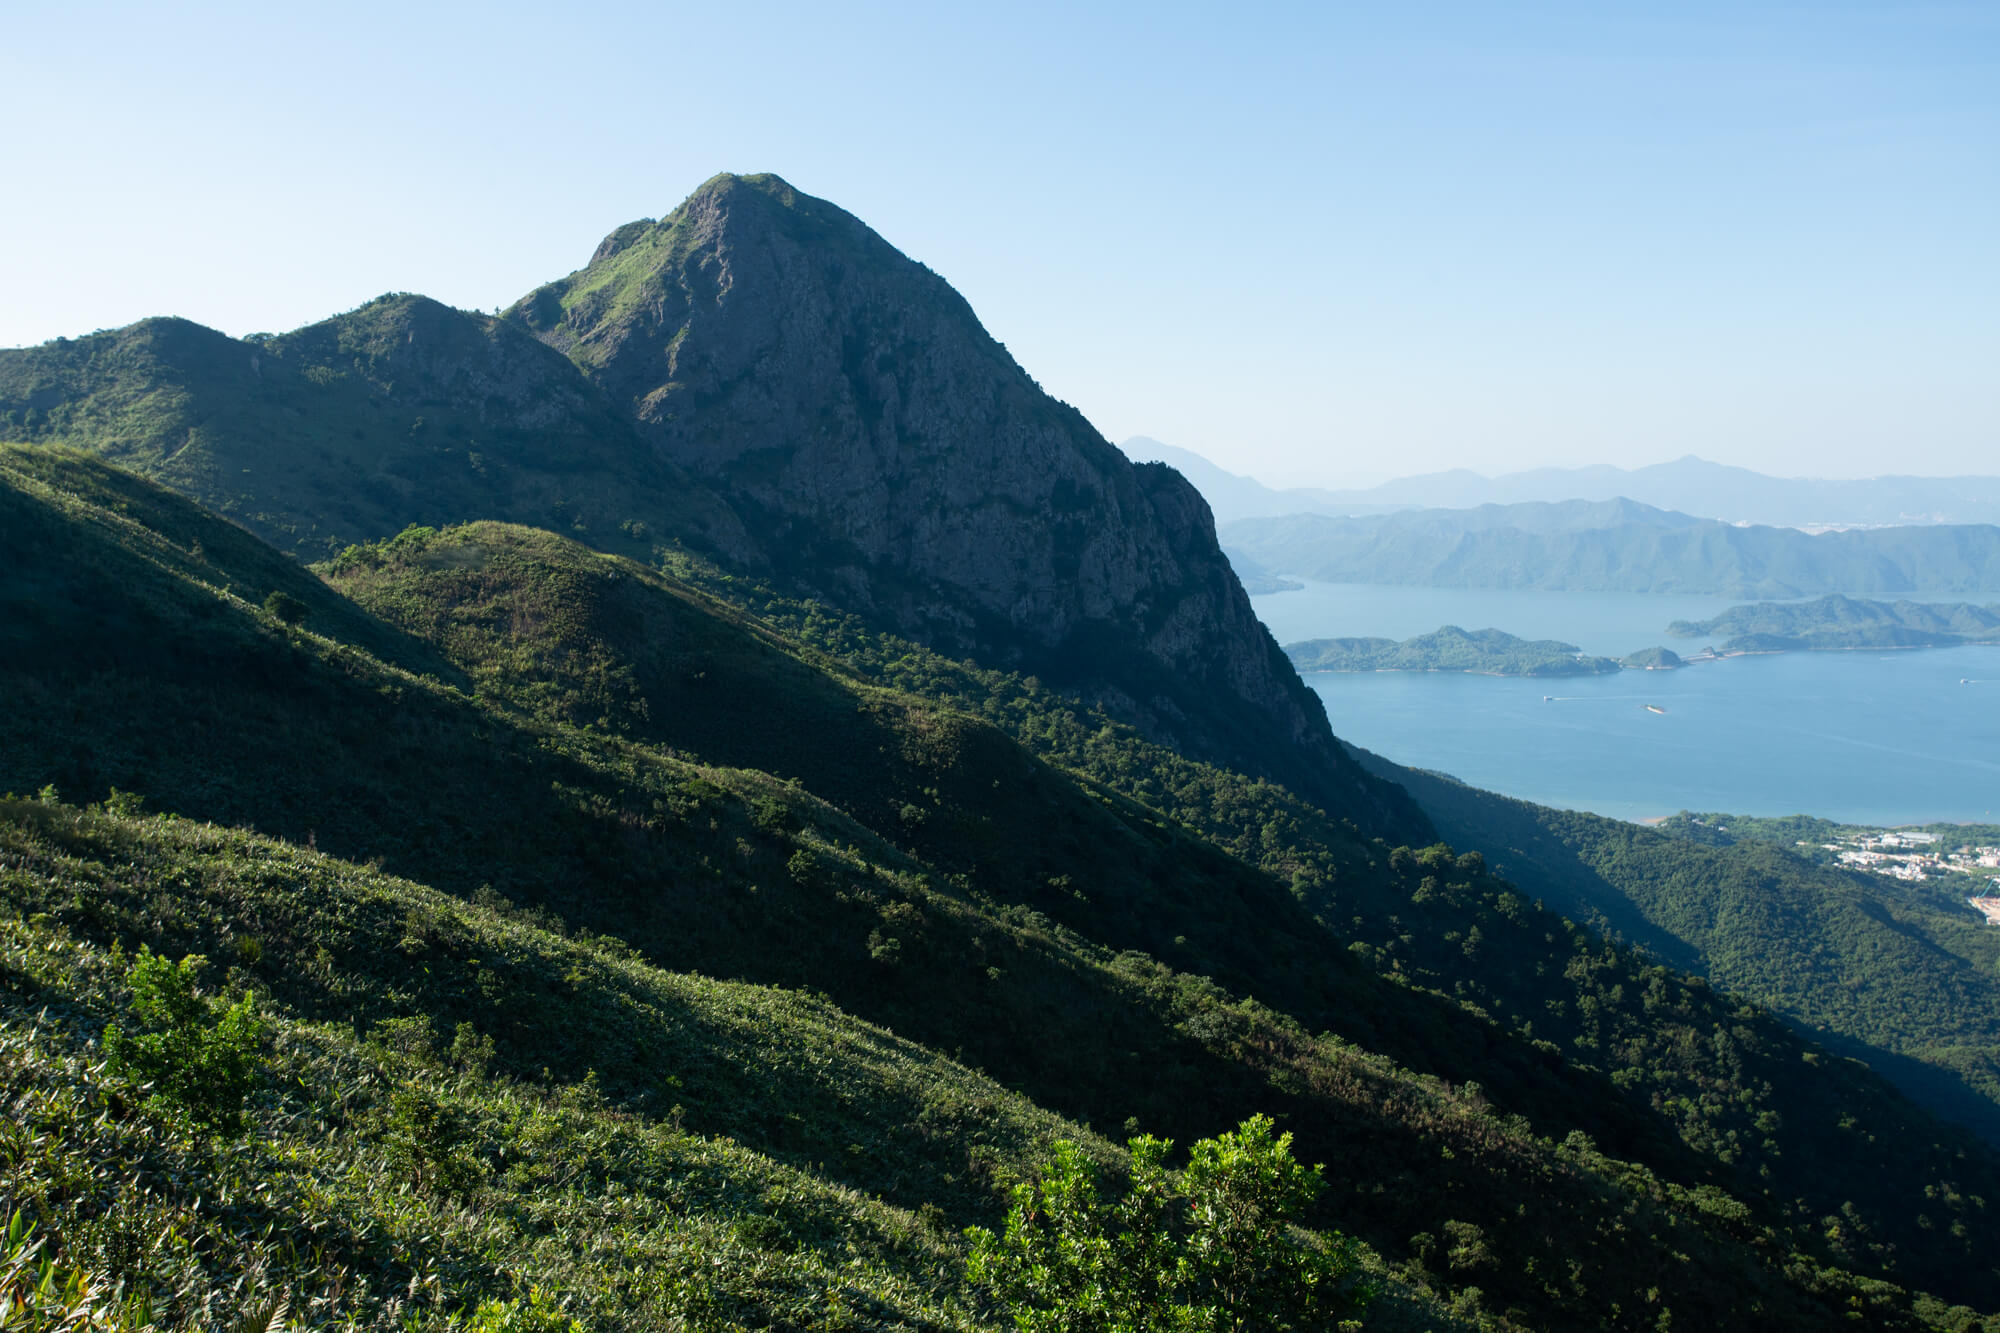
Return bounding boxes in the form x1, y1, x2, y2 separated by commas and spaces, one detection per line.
262, 589, 307, 624
967, 1116, 1369, 1332
454, 1288, 583, 1332
384, 1087, 484, 1197
102, 948, 263, 1133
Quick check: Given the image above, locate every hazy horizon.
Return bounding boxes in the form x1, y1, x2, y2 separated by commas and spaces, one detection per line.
6, 2, 1994, 483
1120, 436, 2000, 491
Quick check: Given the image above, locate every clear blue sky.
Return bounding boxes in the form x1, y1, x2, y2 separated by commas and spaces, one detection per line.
5, 1, 1994, 484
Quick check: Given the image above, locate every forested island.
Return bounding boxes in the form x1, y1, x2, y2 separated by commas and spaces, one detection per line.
1669, 594, 2000, 653
1285, 624, 1680, 676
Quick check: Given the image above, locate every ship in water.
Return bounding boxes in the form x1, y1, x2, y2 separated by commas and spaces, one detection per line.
1644, 704, 1667, 715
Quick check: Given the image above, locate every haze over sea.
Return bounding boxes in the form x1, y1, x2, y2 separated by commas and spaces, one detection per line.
1252, 582, 2000, 826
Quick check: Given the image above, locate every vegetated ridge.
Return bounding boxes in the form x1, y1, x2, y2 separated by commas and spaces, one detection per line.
1352, 746, 2000, 1150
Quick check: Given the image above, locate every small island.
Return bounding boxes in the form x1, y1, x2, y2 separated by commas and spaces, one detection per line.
1620, 645, 1685, 670
1285, 625, 1679, 677
1668, 594, 2000, 654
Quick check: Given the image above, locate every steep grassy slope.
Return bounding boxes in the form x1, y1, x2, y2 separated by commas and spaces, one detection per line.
0, 796, 1128, 1331
6, 446, 2000, 1328
1354, 750, 2000, 1145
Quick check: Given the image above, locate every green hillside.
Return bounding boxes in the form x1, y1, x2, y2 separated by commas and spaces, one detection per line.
1356, 750, 2000, 1146
6, 162, 2000, 1328
0, 797, 1089, 1330
7, 445, 2000, 1327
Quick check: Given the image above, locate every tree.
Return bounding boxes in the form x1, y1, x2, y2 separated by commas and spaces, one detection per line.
103, 947, 263, 1133
967, 1116, 1369, 1332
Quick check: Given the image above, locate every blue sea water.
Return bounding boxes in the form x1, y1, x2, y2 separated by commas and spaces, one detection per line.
1250, 583, 2000, 825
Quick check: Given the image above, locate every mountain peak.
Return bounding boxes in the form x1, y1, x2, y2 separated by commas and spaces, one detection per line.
505, 179, 1419, 826
689, 169, 802, 205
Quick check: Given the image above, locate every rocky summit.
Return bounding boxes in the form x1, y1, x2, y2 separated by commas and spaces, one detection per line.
509, 173, 1412, 824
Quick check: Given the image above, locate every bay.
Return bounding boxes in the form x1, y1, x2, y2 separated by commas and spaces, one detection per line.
1252, 582, 2000, 825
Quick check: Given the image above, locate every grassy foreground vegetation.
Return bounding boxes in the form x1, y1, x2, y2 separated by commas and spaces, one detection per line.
3, 445, 1999, 1328
0, 795, 1058, 1329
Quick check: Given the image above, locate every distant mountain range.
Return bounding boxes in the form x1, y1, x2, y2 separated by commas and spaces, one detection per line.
1121, 438, 2000, 529
1221, 498, 2000, 597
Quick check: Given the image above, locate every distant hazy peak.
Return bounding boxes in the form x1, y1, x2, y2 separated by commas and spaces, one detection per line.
1130, 439, 2000, 529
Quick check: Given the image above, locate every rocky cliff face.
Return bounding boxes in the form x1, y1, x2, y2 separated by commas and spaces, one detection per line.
511, 174, 1417, 826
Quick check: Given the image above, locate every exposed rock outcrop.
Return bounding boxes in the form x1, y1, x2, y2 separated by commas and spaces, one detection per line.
512, 174, 1420, 829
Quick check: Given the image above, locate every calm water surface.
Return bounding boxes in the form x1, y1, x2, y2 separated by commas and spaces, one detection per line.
1252, 582, 2000, 825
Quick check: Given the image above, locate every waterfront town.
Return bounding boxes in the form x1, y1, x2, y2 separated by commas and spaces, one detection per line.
1811, 828, 2000, 921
